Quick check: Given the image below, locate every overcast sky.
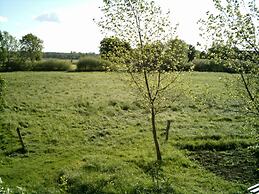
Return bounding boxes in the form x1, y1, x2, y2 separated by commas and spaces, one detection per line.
0, 0, 216, 53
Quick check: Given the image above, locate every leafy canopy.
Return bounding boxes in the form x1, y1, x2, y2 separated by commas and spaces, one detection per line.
199, 0, 258, 63
0, 31, 19, 65
100, 36, 131, 69
199, 0, 259, 115
20, 33, 44, 62
98, 0, 188, 72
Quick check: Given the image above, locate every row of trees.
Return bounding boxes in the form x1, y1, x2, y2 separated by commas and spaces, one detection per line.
0, 31, 43, 67
43, 52, 98, 61
99, 36, 191, 71
99, 36, 257, 73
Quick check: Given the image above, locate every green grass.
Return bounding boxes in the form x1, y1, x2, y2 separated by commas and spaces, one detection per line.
0, 72, 257, 193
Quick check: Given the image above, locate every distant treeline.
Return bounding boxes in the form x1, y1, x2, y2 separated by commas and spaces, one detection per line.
1, 29, 256, 73
43, 52, 98, 60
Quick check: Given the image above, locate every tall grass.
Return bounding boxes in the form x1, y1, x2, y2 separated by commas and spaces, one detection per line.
33, 59, 73, 71
0, 60, 73, 72
76, 56, 112, 71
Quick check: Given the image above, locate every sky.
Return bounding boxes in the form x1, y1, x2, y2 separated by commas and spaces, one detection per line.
0, 0, 216, 53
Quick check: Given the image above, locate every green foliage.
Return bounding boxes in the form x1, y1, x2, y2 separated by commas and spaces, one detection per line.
0, 60, 74, 72
127, 39, 189, 72
0, 61, 34, 72
192, 59, 234, 72
76, 56, 112, 71
43, 51, 97, 60
33, 59, 73, 71
20, 33, 43, 62
100, 36, 131, 70
187, 44, 198, 62
101, 37, 190, 72
205, 44, 256, 73
0, 31, 45, 72
164, 39, 189, 71
98, 0, 174, 45
199, 0, 259, 55
199, 0, 259, 115
0, 31, 19, 66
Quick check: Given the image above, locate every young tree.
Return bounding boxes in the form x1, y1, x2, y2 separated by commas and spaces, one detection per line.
20, 33, 43, 62
0, 31, 19, 66
98, 0, 187, 161
199, 0, 258, 115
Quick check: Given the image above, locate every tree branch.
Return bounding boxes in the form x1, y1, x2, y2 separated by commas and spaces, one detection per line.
240, 72, 259, 113
153, 70, 162, 102
158, 71, 181, 93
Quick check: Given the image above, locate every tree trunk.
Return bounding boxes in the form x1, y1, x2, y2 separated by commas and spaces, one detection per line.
151, 106, 162, 161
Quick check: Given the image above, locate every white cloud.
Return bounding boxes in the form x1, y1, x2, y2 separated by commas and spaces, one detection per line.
31, 0, 103, 53
0, 16, 8, 23
35, 12, 60, 23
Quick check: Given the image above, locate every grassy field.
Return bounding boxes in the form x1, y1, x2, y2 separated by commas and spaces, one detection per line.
0, 72, 258, 193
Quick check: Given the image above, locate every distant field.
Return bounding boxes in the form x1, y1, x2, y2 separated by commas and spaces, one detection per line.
0, 72, 257, 193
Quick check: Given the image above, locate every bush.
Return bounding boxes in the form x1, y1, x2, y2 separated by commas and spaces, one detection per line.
33, 59, 73, 71
76, 56, 112, 72
176, 62, 194, 71
193, 59, 235, 73
0, 61, 33, 72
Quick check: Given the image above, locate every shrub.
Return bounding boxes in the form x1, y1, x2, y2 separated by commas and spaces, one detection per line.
0, 61, 33, 72
176, 62, 194, 71
193, 59, 235, 73
76, 56, 112, 72
33, 59, 73, 71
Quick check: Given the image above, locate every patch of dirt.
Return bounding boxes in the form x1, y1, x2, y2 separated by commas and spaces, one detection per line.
188, 149, 258, 185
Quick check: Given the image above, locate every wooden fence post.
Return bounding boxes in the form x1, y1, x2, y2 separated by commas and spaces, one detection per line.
16, 127, 27, 153
165, 120, 172, 142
